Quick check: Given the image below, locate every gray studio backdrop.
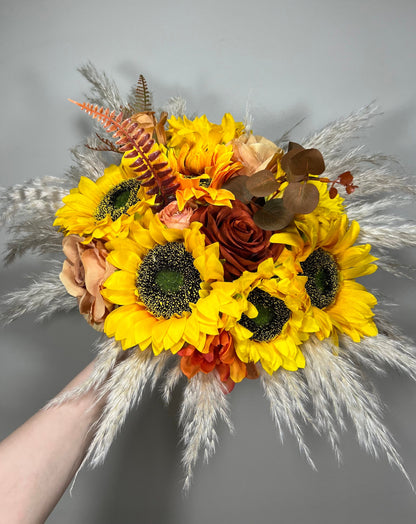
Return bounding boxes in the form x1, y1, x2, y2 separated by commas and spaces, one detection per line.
1, 0, 416, 523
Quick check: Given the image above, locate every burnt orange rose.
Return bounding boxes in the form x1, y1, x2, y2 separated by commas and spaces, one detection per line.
191, 200, 283, 281
60, 235, 116, 328
178, 330, 258, 393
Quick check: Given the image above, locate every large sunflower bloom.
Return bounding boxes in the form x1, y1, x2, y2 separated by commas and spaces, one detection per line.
271, 214, 378, 344
54, 164, 149, 242
101, 210, 242, 355
230, 258, 319, 374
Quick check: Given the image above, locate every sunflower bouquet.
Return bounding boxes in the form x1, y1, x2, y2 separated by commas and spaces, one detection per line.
1, 64, 416, 489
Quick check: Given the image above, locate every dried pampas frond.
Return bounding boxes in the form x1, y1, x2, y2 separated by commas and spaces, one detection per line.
0, 177, 67, 228
78, 62, 126, 112
179, 372, 234, 491
1, 263, 76, 324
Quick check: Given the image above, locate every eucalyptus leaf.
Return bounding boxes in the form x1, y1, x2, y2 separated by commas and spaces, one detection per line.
246, 170, 280, 197
282, 182, 320, 214
222, 175, 252, 203
253, 198, 294, 231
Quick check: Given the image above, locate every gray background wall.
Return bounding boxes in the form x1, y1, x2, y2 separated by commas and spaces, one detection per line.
1, 0, 416, 522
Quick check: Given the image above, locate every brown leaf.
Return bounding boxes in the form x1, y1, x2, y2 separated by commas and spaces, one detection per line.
288, 141, 304, 152
246, 170, 280, 197
289, 149, 325, 178
280, 143, 305, 174
281, 143, 325, 182
222, 175, 252, 204
253, 199, 294, 231
283, 182, 320, 214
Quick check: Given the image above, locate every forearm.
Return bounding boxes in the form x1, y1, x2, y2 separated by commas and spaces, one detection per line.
0, 361, 104, 524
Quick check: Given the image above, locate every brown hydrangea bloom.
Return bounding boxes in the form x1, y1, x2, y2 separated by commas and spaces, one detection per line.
191, 200, 283, 281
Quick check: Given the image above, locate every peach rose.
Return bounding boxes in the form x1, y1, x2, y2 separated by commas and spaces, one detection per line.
60, 235, 116, 328
231, 134, 283, 176
157, 200, 195, 230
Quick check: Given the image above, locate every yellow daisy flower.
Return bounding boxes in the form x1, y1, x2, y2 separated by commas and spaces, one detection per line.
230, 258, 319, 375
271, 214, 378, 344
54, 163, 150, 242
101, 210, 242, 355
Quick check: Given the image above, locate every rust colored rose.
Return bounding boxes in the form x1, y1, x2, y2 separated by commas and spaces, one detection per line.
191, 200, 283, 281
60, 235, 116, 328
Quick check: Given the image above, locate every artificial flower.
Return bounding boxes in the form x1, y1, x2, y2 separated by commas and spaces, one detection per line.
60, 235, 116, 327
54, 163, 149, 242
157, 200, 195, 230
231, 134, 284, 176
166, 113, 244, 150
179, 328, 257, 392
271, 213, 378, 343
191, 200, 284, 281
230, 257, 318, 374
101, 210, 242, 354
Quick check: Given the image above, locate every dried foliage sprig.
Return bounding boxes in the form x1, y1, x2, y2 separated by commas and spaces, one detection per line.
85, 133, 123, 154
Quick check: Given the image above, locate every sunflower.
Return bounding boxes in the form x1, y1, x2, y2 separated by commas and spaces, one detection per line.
101, 210, 242, 355
166, 113, 245, 150
54, 163, 150, 242
161, 113, 245, 209
230, 257, 319, 375
165, 143, 240, 210
271, 213, 378, 344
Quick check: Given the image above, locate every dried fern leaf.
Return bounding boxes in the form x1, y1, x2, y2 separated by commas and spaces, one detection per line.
134, 74, 153, 112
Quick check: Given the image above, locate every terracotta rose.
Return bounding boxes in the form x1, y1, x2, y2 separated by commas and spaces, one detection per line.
191, 200, 283, 281
60, 235, 116, 328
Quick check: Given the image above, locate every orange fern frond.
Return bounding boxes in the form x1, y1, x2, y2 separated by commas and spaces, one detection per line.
70, 99, 179, 210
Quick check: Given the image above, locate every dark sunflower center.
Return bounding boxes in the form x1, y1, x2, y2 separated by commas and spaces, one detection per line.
238, 288, 291, 342
300, 248, 339, 309
94, 179, 141, 221
136, 242, 202, 319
